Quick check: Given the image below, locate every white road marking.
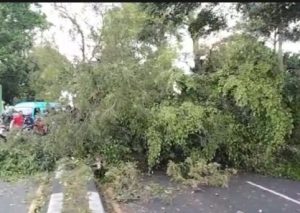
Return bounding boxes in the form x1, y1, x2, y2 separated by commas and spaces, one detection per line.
246, 181, 300, 206
88, 191, 105, 213
47, 193, 63, 213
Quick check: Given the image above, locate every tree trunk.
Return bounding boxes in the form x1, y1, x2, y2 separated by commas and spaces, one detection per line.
192, 36, 202, 73
273, 30, 277, 53
277, 32, 284, 72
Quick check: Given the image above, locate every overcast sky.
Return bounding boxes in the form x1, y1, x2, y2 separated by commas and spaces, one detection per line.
36, 3, 300, 71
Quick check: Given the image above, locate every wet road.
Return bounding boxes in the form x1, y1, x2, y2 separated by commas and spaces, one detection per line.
121, 173, 300, 213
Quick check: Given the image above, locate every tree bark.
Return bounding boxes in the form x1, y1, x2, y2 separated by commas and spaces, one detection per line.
54, 4, 87, 63
192, 35, 202, 74
277, 31, 284, 72
273, 30, 277, 53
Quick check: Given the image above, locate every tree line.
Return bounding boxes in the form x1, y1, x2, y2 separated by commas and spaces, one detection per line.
1, 3, 300, 179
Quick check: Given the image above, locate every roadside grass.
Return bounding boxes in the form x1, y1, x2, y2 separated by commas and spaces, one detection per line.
61, 159, 92, 213
271, 162, 300, 180
96, 162, 179, 206
27, 172, 53, 213
96, 159, 238, 211
99, 180, 178, 213
100, 186, 122, 213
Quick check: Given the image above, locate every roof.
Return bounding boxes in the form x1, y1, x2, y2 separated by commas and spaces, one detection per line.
14, 102, 48, 109
14, 102, 36, 108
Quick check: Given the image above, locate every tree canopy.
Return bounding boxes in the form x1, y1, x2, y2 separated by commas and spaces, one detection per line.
139, 3, 226, 73
237, 3, 300, 71
28, 45, 73, 100
1, 3, 300, 183
0, 3, 47, 103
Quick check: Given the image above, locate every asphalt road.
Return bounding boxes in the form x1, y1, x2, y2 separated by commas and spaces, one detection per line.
0, 172, 300, 213
0, 179, 37, 213
121, 173, 300, 213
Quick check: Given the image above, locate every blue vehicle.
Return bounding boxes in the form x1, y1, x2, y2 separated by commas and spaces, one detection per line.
13, 101, 60, 119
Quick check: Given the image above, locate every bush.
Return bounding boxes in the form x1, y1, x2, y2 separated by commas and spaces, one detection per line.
43, 112, 90, 159
208, 35, 293, 170
167, 157, 237, 188
0, 133, 57, 180
104, 162, 142, 202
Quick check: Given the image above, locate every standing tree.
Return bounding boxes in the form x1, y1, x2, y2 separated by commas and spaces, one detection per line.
53, 3, 114, 64
139, 3, 226, 73
28, 45, 74, 100
237, 3, 300, 72
0, 3, 47, 103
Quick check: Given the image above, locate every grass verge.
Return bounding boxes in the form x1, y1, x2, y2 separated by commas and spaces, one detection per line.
27, 172, 53, 213
61, 159, 92, 213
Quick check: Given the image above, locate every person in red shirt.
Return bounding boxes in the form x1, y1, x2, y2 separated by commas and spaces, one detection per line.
10, 111, 24, 130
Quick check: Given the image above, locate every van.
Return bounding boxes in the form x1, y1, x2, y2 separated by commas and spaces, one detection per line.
13, 101, 60, 119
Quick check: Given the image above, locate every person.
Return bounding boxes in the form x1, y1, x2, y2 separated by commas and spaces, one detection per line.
3, 108, 14, 127
34, 108, 41, 117
10, 111, 24, 130
0, 119, 8, 142
23, 114, 34, 129
65, 105, 72, 113
33, 117, 48, 135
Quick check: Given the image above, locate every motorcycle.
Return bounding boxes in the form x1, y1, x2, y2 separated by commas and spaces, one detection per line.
22, 124, 34, 133
22, 114, 34, 134
1, 113, 12, 127
0, 124, 8, 142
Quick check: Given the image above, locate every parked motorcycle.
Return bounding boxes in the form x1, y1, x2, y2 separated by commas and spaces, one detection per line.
0, 124, 8, 142
22, 114, 34, 133
22, 124, 34, 133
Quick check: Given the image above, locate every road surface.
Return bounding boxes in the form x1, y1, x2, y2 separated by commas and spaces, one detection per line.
0, 179, 37, 213
1, 173, 300, 213
121, 173, 300, 213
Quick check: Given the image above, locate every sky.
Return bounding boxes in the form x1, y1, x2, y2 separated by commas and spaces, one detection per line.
36, 3, 300, 72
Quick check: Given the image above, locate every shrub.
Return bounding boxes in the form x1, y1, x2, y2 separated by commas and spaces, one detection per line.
0, 133, 57, 180
104, 162, 142, 202
167, 157, 237, 188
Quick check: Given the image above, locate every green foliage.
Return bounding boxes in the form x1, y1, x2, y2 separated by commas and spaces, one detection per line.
147, 102, 209, 168
283, 58, 300, 145
139, 3, 226, 46
61, 159, 92, 213
43, 112, 93, 159
0, 3, 47, 103
237, 3, 300, 41
212, 35, 293, 168
0, 133, 57, 180
139, 2, 226, 74
40, 5, 296, 181
16, 3, 300, 184
28, 45, 74, 100
104, 162, 142, 202
237, 3, 300, 72
167, 157, 236, 188
69, 4, 179, 166
188, 7, 226, 39
139, 3, 202, 27
146, 99, 241, 169
284, 52, 300, 72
